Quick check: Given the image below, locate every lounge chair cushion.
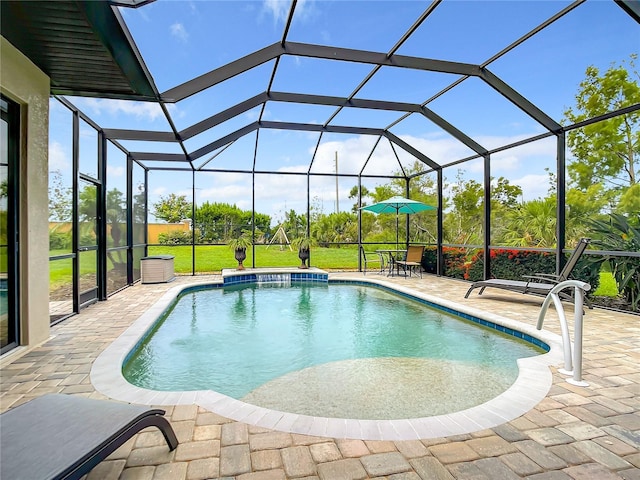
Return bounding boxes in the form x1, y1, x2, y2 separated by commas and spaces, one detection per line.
0, 394, 177, 480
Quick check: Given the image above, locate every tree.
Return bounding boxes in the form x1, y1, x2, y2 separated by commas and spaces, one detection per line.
348, 185, 371, 212
312, 212, 358, 246
564, 54, 639, 214
105, 188, 126, 248
194, 202, 270, 244
501, 197, 557, 247
152, 193, 192, 223
132, 183, 147, 244
281, 209, 305, 239
48, 170, 72, 222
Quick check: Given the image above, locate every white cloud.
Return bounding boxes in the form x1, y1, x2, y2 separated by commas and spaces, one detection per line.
49, 141, 70, 170
107, 165, 125, 177
312, 136, 380, 174
170, 22, 189, 43
74, 98, 166, 122
262, 0, 315, 24
262, 0, 290, 23
152, 186, 167, 195
512, 173, 551, 201
397, 134, 474, 168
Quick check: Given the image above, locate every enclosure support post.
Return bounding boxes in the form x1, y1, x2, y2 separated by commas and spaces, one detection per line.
126, 154, 133, 285
483, 154, 491, 280
357, 176, 362, 272
405, 179, 410, 248
556, 132, 566, 275
437, 169, 444, 277
191, 170, 196, 275
97, 131, 107, 300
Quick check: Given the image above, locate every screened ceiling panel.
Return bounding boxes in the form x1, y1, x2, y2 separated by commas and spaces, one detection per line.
117, 139, 183, 155
263, 101, 338, 125
361, 139, 404, 177
426, 77, 547, 147
65, 97, 175, 131
198, 131, 257, 172
255, 128, 317, 172
286, 0, 428, 53
138, 160, 191, 170
328, 107, 408, 130
389, 113, 479, 167
182, 106, 263, 155
394, 144, 431, 175
171, 61, 275, 130
354, 67, 464, 105
488, 1, 640, 122
270, 56, 375, 98
397, 0, 574, 64
310, 133, 380, 175
193, 144, 230, 170
120, 1, 282, 91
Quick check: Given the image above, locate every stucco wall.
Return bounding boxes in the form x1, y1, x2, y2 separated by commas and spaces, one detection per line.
1, 37, 51, 347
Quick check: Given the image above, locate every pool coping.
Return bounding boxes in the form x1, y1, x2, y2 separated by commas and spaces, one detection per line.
90, 273, 565, 441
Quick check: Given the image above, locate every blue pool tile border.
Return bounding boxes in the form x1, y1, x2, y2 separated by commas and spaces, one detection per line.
222, 272, 329, 286
330, 279, 550, 352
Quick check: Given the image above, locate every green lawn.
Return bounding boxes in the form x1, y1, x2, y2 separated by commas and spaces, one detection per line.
147, 245, 360, 272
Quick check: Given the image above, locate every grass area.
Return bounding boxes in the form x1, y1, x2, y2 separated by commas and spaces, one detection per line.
147, 245, 360, 272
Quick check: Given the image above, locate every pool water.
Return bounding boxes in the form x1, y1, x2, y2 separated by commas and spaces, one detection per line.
123, 283, 544, 419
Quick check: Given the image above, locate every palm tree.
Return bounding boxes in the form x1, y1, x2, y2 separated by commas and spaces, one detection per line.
502, 198, 557, 247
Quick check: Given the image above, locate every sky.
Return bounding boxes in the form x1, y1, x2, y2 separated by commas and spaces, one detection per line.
49, 0, 639, 225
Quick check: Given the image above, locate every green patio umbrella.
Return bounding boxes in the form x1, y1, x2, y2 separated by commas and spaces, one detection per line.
360, 196, 436, 249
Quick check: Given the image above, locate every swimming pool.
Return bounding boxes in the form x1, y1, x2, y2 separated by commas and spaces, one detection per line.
91, 271, 563, 440
123, 282, 545, 419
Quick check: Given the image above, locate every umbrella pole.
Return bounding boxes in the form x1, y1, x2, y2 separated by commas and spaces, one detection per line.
395, 212, 399, 250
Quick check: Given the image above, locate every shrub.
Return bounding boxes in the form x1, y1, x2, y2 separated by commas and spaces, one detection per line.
420, 246, 470, 279
494, 249, 555, 279
421, 246, 437, 274
158, 230, 192, 245
443, 247, 467, 279
49, 231, 72, 250
587, 213, 640, 310
423, 245, 601, 296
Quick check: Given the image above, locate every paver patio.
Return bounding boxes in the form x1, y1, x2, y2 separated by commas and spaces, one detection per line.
1, 272, 638, 480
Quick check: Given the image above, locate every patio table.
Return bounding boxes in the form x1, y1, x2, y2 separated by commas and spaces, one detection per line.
376, 249, 407, 276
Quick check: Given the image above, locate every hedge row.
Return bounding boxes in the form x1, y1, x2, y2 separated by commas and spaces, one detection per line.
421, 246, 600, 295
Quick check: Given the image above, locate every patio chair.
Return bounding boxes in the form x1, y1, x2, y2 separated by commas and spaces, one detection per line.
0, 394, 178, 480
360, 245, 385, 274
464, 238, 592, 306
395, 245, 425, 278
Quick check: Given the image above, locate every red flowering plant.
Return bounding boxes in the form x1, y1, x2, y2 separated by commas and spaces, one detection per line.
443, 247, 467, 279
419, 246, 472, 279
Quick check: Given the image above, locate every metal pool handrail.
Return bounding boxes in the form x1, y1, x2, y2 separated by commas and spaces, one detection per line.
536, 279, 591, 387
